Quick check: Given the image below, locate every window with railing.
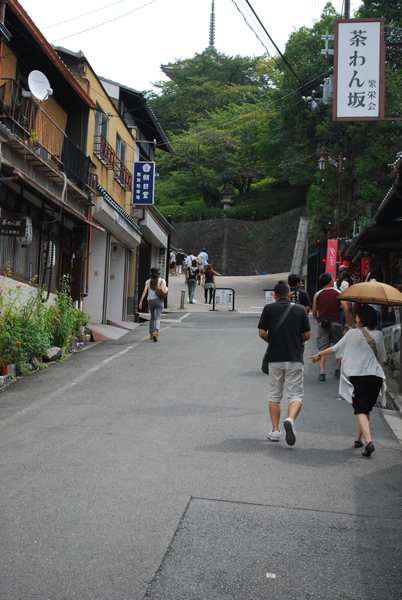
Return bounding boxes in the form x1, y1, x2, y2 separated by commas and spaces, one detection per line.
93, 133, 115, 169
93, 132, 132, 191
114, 134, 131, 189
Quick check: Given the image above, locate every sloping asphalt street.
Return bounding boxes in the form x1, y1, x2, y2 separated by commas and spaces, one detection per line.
0, 273, 401, 599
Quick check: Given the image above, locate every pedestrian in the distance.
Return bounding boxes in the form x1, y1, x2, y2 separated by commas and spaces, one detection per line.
169, 250, 176, 276
334, 269, 353, 327
198, 248, 209, 270
308, 305, 386, 458
202, 264, 216, 304
139, 267, 166, 342
175, 249, 185, 274
184, 252, 195, 271
258, 280, 311, 446
288, 274, 311, 314
312, 272, 353, 381
185, 259, 199, 303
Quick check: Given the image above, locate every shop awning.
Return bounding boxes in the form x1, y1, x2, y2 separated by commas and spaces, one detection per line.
95, 187, 142, 248
347, 221, 402, 255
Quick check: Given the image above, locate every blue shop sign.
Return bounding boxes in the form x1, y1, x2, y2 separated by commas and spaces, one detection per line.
132, 162, 155, 205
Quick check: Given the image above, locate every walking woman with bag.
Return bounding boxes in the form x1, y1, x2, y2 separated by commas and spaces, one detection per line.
185, 259, 200, 304
202, 264, 216, 304
139, 267, 167, 342
308, 305, 386, 457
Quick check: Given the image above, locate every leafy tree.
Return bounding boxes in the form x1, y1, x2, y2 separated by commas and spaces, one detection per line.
148, 50, 270, 135
150, 51, 275, 212
148, 1, 400, 230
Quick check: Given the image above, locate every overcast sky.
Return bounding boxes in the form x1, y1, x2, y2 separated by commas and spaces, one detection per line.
19, 0, 361, 93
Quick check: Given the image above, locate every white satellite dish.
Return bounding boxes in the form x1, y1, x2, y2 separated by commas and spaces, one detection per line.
28, 70, 53, 102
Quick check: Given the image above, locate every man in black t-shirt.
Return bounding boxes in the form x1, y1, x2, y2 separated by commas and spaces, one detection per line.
258, 280, 311, 446
288, 274, 311, 314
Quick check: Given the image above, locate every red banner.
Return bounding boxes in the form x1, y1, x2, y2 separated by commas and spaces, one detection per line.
326, 239, 338, 279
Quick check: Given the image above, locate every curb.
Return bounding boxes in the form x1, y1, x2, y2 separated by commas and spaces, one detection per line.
386, 384, 402, 415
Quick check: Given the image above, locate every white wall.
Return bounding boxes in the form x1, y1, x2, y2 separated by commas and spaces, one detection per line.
83, 229, 106, 323
107, 244, 126, 321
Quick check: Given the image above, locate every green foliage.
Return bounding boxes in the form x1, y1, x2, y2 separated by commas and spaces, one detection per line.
0, 273, 89, 374
15, 293, 52, 372
0, 287, 20, 367
74, 309, 91, 329
46, 276, 77, 348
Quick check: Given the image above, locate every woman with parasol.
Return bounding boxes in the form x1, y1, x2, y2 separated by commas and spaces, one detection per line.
308, 304, 386, 458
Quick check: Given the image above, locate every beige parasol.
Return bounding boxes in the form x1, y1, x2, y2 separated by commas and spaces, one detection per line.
338, 281, 402, 306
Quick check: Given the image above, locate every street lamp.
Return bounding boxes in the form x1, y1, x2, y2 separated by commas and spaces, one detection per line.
318, 147, 343, 239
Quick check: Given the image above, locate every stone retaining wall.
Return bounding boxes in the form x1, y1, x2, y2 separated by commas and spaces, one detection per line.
383, 323, 401, 381
171, 207, 306, 276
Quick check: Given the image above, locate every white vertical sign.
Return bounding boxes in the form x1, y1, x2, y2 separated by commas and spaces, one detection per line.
334, 19, 384, 120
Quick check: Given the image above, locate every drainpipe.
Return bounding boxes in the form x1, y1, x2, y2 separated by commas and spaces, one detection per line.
102, 233, 111, 324
0, 0, 9, 81
77, 62, 91, 95
85, 205, 93, 296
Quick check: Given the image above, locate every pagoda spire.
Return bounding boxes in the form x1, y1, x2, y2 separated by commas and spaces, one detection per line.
208, 0, 215, 49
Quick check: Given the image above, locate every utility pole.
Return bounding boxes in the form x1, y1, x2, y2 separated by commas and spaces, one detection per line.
344, 0, 350, 19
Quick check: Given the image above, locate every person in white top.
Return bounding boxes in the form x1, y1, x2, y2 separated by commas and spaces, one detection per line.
334, 270, 351, 292
184, 252, 195, 270
334, 269, 353, 327
308, 304, 385, 458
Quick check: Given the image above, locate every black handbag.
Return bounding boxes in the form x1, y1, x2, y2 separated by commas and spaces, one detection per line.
320, 316, 332, 329
262, 349, 269, 374
261, 303, 293, 375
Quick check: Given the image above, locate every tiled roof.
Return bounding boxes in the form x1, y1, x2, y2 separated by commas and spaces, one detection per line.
97, 184, 141, 232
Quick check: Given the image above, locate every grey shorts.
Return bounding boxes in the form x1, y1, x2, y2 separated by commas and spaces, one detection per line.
267, 362, 304, 404
317, 321, 343, 351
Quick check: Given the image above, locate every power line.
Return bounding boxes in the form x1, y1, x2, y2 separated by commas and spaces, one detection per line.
39, 0, 134, 30
229, 0, 292, 84
241, 0, 330, 116
50, 0, 158, 44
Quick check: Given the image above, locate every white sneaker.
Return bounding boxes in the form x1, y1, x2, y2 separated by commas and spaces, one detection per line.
284, 418, 296, 446
267, 430, 281, 442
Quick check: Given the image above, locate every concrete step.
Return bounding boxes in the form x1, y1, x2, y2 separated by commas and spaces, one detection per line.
86, 324, 131, 341
107, 319, 140, 331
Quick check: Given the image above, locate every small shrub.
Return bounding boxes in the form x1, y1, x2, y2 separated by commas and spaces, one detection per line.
46, 276, 77, 348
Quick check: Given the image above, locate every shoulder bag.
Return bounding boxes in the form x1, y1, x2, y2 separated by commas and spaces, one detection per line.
155, 278, 168, 300
262, 303, 293, 374
360, 327, 378, 358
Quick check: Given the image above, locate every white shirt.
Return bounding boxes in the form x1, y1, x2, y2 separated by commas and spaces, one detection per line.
146, 277, 166, 301
184, 255, 194, 268
331, 327, 385, 379
199, 251, 208, 265
334, 280, 349, 292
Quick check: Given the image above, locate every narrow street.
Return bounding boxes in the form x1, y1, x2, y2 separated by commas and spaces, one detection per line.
1, 274, 401, 600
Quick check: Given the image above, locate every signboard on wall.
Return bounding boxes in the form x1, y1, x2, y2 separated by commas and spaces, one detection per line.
333, 18, 385, 121
0, 216, 26, 236
264, 290, 276, 305
132, 162, 155, 205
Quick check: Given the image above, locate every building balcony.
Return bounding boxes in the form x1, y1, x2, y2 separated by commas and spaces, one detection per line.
0, 78, 97, 196
93, 134, 132, 191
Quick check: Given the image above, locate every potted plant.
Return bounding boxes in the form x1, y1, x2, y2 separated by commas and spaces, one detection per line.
29, 130, 39, 147
75, 309, 91, 342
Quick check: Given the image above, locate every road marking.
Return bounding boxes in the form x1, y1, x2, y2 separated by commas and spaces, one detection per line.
0, 344, 140, 427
